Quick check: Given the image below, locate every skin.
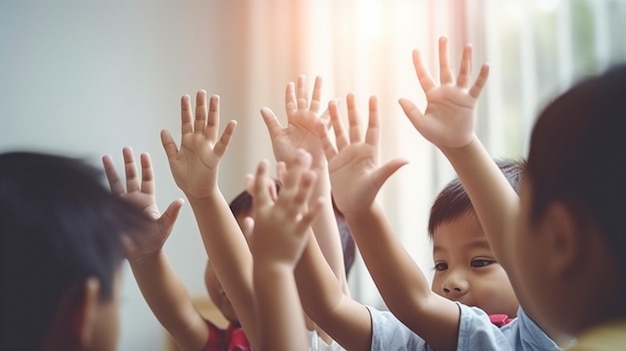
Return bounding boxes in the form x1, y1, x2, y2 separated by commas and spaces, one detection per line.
398, 35, 565, 343
431, 212, 518, 318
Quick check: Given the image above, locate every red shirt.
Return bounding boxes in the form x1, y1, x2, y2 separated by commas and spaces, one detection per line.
203, 320, 251, 351
489, 314, 514, 328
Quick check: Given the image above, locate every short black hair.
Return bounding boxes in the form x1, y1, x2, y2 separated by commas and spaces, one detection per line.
428, 159, 523, 237
228, 183, 356, 277
526, 63, 626, 276
0, 151, 153, 350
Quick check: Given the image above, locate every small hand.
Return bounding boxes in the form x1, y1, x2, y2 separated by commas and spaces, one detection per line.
161, 91, 237, 200
249, 150, 323, 267
102, 147, 183, 262
399, 36, 490, 149
320, 94, 407, 216
261, 75, 328, 169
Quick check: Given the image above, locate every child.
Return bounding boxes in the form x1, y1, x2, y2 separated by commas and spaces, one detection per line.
399, 36, 626, 349
160, 89, 350, 350
247, 151, 324, 351
102, 148, 251, 351
307, 92, 559, 350
1, 151, 153, 351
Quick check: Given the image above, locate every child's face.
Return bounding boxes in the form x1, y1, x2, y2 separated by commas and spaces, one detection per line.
431, 212, 519, 317
90, 265, 123, 351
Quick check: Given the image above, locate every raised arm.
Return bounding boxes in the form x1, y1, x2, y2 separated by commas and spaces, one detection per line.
102, 148, 208, 351
320, 94, 460, 351
261, 75, 349, 294
160, 91, 260, 349
398, 36, 519, 274
248, 151, 322, 351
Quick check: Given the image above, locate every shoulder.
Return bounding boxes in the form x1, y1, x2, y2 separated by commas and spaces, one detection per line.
498, 307, 560, 351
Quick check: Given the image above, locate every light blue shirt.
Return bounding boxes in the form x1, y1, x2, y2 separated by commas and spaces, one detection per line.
368, 303, 560, 351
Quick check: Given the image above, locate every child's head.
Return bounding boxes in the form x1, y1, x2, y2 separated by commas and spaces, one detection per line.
1, 151, 152, 351
514, 64, 626, 336
428, 160, 522, 318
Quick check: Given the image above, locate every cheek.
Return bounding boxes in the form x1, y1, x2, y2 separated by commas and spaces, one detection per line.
431, 275, 444, 296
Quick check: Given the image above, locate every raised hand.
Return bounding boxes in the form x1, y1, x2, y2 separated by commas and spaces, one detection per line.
399, 36, 490, 149
102, 147, 183, 262
161, 91, 237, 200
249, 150, 323, 267
261, 75, 328, 169
320, 94, 407, 216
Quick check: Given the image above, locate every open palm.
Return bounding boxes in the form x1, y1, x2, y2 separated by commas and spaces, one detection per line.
161, 91, 237, 200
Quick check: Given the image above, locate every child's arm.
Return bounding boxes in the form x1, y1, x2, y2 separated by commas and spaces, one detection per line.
260, 75, 349, 294
102, 148, 208, 351
320, 95, 461, 351
398, 36, 519, 277
248, 152, 322, 351
294, 231, 373, 351
160, 91, 260, 349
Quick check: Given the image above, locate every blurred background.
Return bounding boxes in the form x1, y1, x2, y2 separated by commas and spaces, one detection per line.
2, 0, 625, 349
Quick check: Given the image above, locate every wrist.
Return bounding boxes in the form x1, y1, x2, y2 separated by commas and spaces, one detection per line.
128, 249, 164, 267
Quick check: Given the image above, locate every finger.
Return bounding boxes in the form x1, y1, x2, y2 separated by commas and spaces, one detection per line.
123, 147, 140, 193
318, 123, 338, 162
372, 158, 408, 190
213, 120, 238, 158
285, 81, 297, 115
205, 95, 220, 141
456, 44, 472, 88
439, 36, 454, 84
412, 49, 436, 93
469, 63, 490, 99
181, 95, 193, 135
194, 90, 208, 134
139, 153, 155, 195
157, 198, 184, 242
398, 98, 425, 131
296, 75, 308, 110
288, 170, 317, 216
260, 107, 284, 141
329, 99, 349, 150
364, 96, 379, 146
276, 161, 287, 184
102, 154, 125, 195
309, 76, 323, 113
160, 130, 179, 159
253, 160, 272, 208
346, 93, 363, 143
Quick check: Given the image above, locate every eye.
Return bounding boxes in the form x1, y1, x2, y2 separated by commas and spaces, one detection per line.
470, 259, 495, 268
434, 262, 448, 271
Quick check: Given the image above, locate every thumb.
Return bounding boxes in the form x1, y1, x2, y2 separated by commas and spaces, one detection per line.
157, 199, 184, 241
371, 158, 408, 190
398, 98, 425, 131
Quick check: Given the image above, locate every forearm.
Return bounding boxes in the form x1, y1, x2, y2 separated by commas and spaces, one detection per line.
310, 169, 349, 294
254, 263, 307, 351
295, 233, 372, 351
129, 252, 207, 351
186, 194, 259, 349
440, 138, 519, 267
344, 204, 459, 351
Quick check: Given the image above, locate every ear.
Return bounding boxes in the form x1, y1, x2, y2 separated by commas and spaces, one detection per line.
542, 201, 583, 277
70, 277, 101, 349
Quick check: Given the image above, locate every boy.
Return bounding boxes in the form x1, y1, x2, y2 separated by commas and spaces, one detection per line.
399, 36, 626, 349
1, 151, 153, 351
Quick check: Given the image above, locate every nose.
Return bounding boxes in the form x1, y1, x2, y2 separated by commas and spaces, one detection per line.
441, 272, 469, 298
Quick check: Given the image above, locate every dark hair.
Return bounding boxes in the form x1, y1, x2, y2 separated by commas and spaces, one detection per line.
0, 152, 152, 350
228, 183, 356, 277
428, 159, 523, 237
526, 63, 626, 275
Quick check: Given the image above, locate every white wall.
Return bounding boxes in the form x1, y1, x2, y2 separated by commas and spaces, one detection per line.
0, 2, 259, 350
